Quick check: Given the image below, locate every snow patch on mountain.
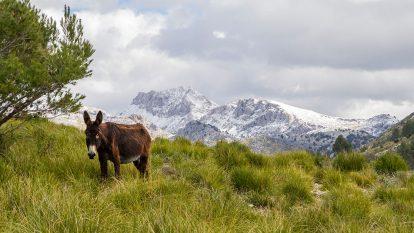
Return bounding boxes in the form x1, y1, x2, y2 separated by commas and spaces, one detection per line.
50, 87, 398, 153
119, 87, 218, 133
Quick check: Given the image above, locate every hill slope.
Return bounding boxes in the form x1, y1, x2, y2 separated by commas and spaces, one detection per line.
0, 120, 413, 232
365, 112, 414, 167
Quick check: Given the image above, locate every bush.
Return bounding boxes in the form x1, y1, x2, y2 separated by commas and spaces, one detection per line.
374, 186, 414, 215
327, 186, 371, 218
152, 137, 210, 160
282, 178, 313, 205
181, 158, 228, 190
401, 119, 414, 138
349, 171, 376, 188
315, 169, 345, 190
390, 128, 401, 143
231, 167, 273, 194
214, 141, 250, 169
333, 152, 367, 172
279, 169, 313, 205
245, 152, 270, 168
214, 141, 270, 169
374, 153, 408, 175
332, 135, 353, 154
273, 151, 317, 172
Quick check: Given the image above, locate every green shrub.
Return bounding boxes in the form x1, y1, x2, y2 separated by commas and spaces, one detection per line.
401, 119, 414, 138
349, 170, 376, 188
374, 153, 409, 175
333, 135, 353, 154
245, 152, 270, 168
316, 169, 345, 190
214, 141, 249, 169
313, 153, 330, 168
214, 141, 269, 169
181, 158, 228, 190
333, 152, 367, 172
290, 206, 334, 233
279, 169, 313, 205
152, 137, 210, 161
231, 167, 273, 194
282, 180, 313, 205
374, 186, 414, 215
327, 186, 371, 218
273, 151, 316, 172
151, 138, 174, 156
374, 186, 414, 203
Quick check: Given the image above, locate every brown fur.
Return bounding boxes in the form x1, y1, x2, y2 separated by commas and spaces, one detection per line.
83, 111, 151, 179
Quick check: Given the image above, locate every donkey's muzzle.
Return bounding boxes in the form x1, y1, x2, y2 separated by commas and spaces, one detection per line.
88, 152, 96, 159
87, 145, 97, 159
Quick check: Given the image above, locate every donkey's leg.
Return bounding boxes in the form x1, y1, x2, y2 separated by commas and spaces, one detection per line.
99, 157, 108, 179
134, 155, 149, 179
114, 160, 121, 179
133, 160, 140, 176
112, 146, 121, 179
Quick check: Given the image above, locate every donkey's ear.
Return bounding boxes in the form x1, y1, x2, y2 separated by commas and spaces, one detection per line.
95, 111, 103, 125
83, 111, 92, 125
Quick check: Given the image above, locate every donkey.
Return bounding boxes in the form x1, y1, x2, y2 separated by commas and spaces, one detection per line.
83, 111, 151, 179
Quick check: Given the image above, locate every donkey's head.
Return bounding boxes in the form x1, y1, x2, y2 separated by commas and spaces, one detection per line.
83, 111, 103, 159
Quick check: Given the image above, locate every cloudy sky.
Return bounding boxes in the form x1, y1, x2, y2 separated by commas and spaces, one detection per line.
32, 0, 414, 119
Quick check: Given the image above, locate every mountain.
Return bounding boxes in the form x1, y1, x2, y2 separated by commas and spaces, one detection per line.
176, 120, 234, 146
194, 98, 396, 153
50, 87, 398, 153
365, 112, 414, 167
119, 87, 218, 133
120, 87, 398, 153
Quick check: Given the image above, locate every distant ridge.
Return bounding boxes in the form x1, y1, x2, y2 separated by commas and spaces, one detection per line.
52, 87, 398, 153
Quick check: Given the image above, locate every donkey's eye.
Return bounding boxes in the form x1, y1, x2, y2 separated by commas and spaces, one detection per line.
96, 135, 100, 139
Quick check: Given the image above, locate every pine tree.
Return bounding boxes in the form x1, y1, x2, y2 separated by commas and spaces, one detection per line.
401, 120, 414, 139
390, 128, 401, 143
333, 135, 353, 154
0, 0, 94, 127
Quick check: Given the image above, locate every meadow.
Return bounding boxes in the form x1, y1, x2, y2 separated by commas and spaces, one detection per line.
0, 119, 413, 232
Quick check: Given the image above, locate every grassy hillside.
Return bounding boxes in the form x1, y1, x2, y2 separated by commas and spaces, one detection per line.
365, 113, 414, 167
0, 119, 414, 232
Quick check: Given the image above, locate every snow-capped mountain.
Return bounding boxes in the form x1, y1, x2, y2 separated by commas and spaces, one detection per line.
51, 87, 398, 153
120, 87, 398, 153
199, 98, 397, 139
193, 98, 398, 152
119, 87, 218, 133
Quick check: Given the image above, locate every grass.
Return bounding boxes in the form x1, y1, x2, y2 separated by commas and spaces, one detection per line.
0, 119, 413, 232
327, 185, 372, 219
333, 152, 367, 172
374, 153, 409, 175
231, 167, 273, 193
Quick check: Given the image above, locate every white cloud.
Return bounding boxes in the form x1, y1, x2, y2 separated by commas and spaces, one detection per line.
212, 31, 226, 39
30, 0, 414, 119
341, 100, 414, 119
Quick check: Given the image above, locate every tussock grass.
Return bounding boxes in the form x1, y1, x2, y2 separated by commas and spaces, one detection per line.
280, 169, 313, 205
0, 119, 413, 232
326, 185, 372, 219
231, 167, 273, 194
315, 168, 346, 190
333, 152, 367, 172
273, 150, 317, 172
374, 153, 409, 175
